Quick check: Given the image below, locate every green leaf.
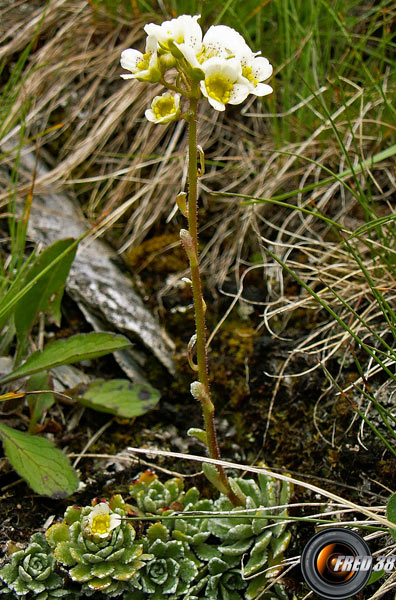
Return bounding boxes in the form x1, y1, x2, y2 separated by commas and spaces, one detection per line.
0, 424, 78, 497
367, 569, 385, 585
53, 542, 76, 567
202, 463, 229, 495
77, 379, 160, 418
187, 428, 207, 444
45, 524, 70, 547
386, 493, 396, 540
194, 543, 219, 561
218, 539, 252, 556
147, 523, 168, 544
0, 332, 131, 384
244, 549, 268, 577
224, 524, 252, 542
27, 372, 54, 433
271, 531, 291, 559
246, 573, 269, 600
386, 493, 396, 523
15, 239, 77, 345
179, 559, 198, 583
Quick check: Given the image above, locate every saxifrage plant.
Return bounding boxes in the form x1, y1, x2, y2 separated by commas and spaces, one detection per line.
1, 12, 292, 600
119, 12, 273, 505
0, 472, 292, 600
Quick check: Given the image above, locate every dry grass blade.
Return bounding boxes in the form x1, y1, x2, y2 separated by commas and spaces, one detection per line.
125, 447, 395, 530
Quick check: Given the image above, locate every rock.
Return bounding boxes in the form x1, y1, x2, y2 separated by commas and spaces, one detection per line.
2, 146, 175, 381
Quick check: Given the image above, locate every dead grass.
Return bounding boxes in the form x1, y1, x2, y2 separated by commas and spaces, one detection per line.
1, 1, 395, 393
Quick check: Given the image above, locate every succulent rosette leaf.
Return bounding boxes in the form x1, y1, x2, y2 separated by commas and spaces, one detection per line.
208, 475, 292, 596
129, 472, 185, 515
206, 555, 247, 600
46, 501, 149, 597
0, 533, 72, 600
186, 552, 246, 600
168, 487, 216, 563
127, 523, 198, 599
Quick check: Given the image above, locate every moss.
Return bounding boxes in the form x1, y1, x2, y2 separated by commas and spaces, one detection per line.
210, 321, 255, 409
125, 233, 186, 274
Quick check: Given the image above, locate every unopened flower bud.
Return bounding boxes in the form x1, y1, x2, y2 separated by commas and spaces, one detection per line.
159, 52, 177, 71
190, 381, 214, 410
190, 381, 206, 400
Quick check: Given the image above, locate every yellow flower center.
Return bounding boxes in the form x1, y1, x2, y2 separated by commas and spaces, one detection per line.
205, 74, 233, 104
91, 514, 110, 535
137, 52, 151, 71
242, 66, 258, 87
153, 97, 176, 119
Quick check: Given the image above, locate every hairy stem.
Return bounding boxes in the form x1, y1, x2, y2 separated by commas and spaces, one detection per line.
186, 97, 240, 507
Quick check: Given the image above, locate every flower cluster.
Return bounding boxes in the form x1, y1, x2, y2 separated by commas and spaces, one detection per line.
120, 14, 273, 122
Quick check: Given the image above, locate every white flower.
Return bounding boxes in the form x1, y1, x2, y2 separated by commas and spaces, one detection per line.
200, 57, 249, 111
145, 92, 181, 124
144, 15, 202, 53
176, 23, 273, 98
201, 24, 250, 60
238, 49, 273, 97
120, 37, 161, 82
86, 503, 121, 538
175, 24, 247, 69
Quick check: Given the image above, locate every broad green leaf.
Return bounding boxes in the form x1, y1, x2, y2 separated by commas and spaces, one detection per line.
27, 372, 54, 433
386, 493, 396, 540
15, 239, 77, 346
76, 379, 160, 418
367, 569, 385, 585
0, 332, 131, 384
0, 423, 78, 497
386, 493, 396, 523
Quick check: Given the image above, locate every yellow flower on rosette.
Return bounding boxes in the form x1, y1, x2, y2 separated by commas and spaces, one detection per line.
145, 92, 181, 124
85, 502, 121, 539
200, 57, 249, 112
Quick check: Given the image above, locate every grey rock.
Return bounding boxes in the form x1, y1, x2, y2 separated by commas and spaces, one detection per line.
4, 147, 175, 380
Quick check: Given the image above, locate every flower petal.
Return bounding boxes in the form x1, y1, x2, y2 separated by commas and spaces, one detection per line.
202, 57, 241, 80
252, 56, 273, 81
228, 83, 250, 105
203, 25, 249, 59
120, 49, 143, 72
145, 15, 202, 49
175, 42, 201, 69
252, 83, 273, 96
